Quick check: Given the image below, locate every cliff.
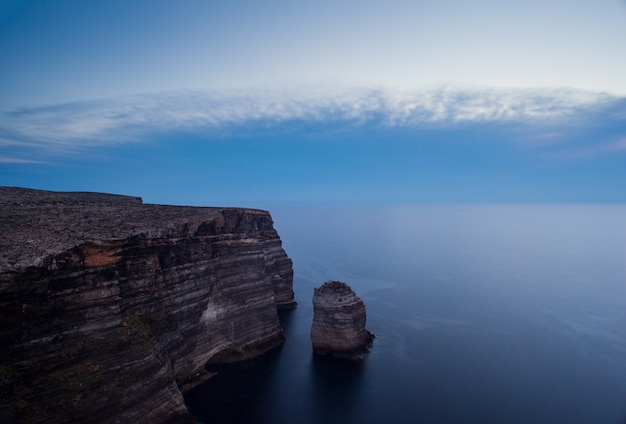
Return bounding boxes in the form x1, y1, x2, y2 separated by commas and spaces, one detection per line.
0, 187, 295, 423
310, 280, 373, 358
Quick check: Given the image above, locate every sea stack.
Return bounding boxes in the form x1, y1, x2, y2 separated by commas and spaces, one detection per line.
310, 280, 374, 358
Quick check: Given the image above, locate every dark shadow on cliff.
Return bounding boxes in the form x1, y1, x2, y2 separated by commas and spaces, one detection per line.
308, 354, 367, 424
183, 345, 284, 424
184, 310, 298, 423
277, 307, 297, 334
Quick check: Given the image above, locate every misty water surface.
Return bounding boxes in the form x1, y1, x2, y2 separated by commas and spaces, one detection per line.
185, 204, 626, 424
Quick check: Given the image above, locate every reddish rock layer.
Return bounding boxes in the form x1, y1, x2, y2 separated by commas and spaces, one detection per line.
0, 187, 295, 423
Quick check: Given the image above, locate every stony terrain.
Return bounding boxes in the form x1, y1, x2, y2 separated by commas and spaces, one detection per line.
0, 187, 295, 423
310, 280, 373, 358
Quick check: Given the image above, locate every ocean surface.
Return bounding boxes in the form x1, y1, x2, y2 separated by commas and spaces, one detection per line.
184, 204, 626, 424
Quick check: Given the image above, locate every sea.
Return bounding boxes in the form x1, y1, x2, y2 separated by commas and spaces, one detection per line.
184, 204, 626, 424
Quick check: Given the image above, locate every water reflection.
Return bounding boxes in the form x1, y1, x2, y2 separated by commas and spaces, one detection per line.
309, 356, 366, 424
278, 308, 297, 334
186, 204, 626, 424
184, 342, 284, 423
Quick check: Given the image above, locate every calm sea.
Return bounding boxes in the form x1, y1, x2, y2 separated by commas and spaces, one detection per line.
185, 204, 626, 424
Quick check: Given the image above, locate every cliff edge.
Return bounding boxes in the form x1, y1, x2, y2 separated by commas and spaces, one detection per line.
0, 187, 295, 423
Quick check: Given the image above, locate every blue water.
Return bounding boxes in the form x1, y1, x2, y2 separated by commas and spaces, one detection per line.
185, 204, 626, 423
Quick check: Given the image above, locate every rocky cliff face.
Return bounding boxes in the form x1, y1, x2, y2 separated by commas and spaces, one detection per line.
310, 280, 373, 358
0, 187, 295, 423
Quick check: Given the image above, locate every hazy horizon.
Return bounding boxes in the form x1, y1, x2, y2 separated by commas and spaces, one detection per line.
2, 1, 626, 204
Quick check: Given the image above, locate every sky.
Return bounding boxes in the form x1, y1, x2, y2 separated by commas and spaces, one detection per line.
1, 0, 625, 205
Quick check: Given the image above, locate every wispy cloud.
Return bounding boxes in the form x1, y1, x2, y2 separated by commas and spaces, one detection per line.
542, 136, 626, 161
0, 156, 45, 164
0, 86, 623, 154
607, 137, 626, 151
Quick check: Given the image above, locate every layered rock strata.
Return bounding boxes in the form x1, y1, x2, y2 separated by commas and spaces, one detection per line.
310, 280, 373, 358
0, 187, 295, 423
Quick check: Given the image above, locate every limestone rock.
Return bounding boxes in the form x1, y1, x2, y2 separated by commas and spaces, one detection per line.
0, 187, 295, 423
310, 280, 374, 358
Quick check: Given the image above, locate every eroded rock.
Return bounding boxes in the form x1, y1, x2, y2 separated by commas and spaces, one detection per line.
0, 187, 295, 423
310, 280, 374, 358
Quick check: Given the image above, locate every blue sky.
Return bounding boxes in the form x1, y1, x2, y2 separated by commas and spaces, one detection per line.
1, 0, 625, 205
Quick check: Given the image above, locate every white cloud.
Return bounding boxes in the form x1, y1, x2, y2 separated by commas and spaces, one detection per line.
0, 86, 622, 153
0, 156, 44, 164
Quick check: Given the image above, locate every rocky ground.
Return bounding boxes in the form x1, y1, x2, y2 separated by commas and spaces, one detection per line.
0, 187, 222, 271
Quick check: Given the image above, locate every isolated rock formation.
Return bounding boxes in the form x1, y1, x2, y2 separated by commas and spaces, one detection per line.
310, 280, 373, 358
0, 187, 295, 423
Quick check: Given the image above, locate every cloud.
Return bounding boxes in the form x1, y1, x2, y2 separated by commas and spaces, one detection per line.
0, 156, 44, 164
608, 137, 626, 151
534, 134, 626, 162
0, 86, 623, 154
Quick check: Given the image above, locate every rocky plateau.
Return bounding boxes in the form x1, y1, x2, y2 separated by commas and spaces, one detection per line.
0, 187, 295, 423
